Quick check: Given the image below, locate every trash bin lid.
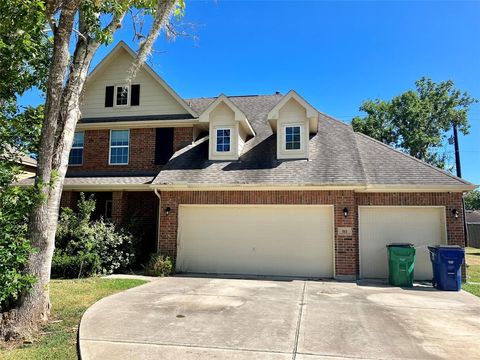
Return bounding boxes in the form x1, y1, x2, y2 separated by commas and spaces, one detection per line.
386, 242, 414, 248
429, 245, 462, 249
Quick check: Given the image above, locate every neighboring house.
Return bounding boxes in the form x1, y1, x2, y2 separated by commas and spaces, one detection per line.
3, 145, 37, 179
16, 154, 37, 179
466, 210, 480, 248
19, 41, 476, 280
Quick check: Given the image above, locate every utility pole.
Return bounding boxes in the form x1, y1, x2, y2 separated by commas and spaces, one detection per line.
452, 122, 469, 246
452, 122, 462, 178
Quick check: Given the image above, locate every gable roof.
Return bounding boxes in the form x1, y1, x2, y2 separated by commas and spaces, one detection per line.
199, 94, 255, 136
86, 41, 197, 118
152, 94, 475, 191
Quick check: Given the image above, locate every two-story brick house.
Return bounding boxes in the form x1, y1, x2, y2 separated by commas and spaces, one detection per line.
27, 41, 475, 280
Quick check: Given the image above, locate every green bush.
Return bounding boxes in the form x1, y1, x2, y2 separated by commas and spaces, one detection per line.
0, 167, 38, 311
144, 253, 174, 277
52, 193, 135, 278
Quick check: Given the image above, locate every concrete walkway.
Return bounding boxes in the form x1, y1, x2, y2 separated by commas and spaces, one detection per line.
79, 277, 480, 359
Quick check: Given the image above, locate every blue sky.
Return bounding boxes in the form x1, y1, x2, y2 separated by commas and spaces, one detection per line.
22, 1, 480, 184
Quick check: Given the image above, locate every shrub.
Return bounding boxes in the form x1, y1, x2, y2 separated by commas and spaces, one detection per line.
0, 172, 38, 311
52, 193, 135, 278
144, 253, 174, 277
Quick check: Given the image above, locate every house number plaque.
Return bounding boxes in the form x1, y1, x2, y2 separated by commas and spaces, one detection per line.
337, 227, 352, 236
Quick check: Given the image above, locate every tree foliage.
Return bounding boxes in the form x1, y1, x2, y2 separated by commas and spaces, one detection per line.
0, 0, 48, 313
0, 0, 186, 340
465, 190, 480, 211
352, 77, 477, 169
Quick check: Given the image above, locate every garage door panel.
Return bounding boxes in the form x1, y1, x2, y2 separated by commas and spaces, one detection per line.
177, 205, 334, 277
360, 207, 446, 280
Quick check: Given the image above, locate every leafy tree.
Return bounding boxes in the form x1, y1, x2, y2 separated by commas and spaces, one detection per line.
465, 190, 480, 211
0, 0, 47, 319
352, 77, 477, 169
0, 0, 186, 340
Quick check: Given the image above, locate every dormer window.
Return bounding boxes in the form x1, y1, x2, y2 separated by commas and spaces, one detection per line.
115, 85, 129, 106
216, 128, 231, 152
285, 125, 302, 150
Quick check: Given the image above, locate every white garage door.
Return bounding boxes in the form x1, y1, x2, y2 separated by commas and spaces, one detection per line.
359, 207, 446, 280
177, 205, 334, 277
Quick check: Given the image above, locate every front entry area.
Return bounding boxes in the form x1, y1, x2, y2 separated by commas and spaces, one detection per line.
176, 205, 334, 277
359, 206, 446, 280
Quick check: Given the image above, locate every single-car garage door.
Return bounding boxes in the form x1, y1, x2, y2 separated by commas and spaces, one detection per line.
359, 207, 446, 280
176, 205, 334, 277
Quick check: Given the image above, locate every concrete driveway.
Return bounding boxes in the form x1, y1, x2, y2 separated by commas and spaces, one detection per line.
79, 277, 480, 359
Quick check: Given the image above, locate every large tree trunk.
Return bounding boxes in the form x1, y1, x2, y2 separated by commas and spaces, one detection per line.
1, 0, 178, 341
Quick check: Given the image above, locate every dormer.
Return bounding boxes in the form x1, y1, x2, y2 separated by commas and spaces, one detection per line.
267, 90, 319, 160
199, 95, 255, 161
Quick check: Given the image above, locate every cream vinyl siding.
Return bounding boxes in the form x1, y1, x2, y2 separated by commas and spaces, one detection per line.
359, 207, 446, 280
276, 98, 309, 159
176, 205, 334, 277
81, 47, 186, 118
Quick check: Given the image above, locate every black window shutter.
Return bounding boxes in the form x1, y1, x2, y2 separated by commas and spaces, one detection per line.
105, 86, 114, 107
131, 84, 140, 106
155, 128, 174, 165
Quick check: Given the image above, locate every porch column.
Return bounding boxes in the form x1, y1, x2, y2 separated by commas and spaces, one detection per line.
112, 191, 128, 224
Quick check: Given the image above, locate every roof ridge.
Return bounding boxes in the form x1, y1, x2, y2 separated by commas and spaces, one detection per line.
318, 110, 352, 129
355, 132, 474, 186
352, 131, 369, 185
185, 93, 282, 101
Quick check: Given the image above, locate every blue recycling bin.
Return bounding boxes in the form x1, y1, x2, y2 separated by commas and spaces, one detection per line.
428, 245, 464, 291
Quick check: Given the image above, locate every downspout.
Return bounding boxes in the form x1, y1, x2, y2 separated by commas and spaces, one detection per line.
154, 188, 161, 253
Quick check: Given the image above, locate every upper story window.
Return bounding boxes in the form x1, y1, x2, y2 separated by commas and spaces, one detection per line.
284, 125, 302, 150
105, 84, 140, 107
109, 129, 129, 165
68, 131, 84, 165
215, 128, 231, 152
116, 85, 129, 106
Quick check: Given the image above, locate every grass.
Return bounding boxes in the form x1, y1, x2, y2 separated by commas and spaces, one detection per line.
0, 278, 146, 360
463, 247, 480, 296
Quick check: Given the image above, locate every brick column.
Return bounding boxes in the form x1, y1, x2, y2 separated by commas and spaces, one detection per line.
334, 192, 357, 280
112, 191, 128, 224
158, 191, 178, 257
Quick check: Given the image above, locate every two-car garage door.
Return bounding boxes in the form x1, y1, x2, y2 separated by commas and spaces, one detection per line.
176, 205, 334, 277
359, 207, 446, 280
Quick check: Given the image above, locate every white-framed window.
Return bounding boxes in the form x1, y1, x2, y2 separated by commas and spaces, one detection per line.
105, 200, 113, 220
215, 128, 232, 152
68, 131, 84, 165
115, 85, 129, 106
284, 125, 302, 150
109, 129, 129, 165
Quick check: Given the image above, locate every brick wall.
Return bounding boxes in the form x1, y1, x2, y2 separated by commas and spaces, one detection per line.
173, 127, 194, 151
60, 191, 78, 209
68, 127, 193, 175
158, 190, 465, 278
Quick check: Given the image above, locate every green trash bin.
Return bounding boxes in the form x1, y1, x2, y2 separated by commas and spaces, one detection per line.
386, 243, 415, 287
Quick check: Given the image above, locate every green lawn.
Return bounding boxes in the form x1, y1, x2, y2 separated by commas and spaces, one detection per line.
464, 247, 480, 296
0, 278, 146, 360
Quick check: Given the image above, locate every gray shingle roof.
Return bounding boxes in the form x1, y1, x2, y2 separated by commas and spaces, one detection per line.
153, 94, 471, 188
466, 210, 480, 224
355, 132, 471, 186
